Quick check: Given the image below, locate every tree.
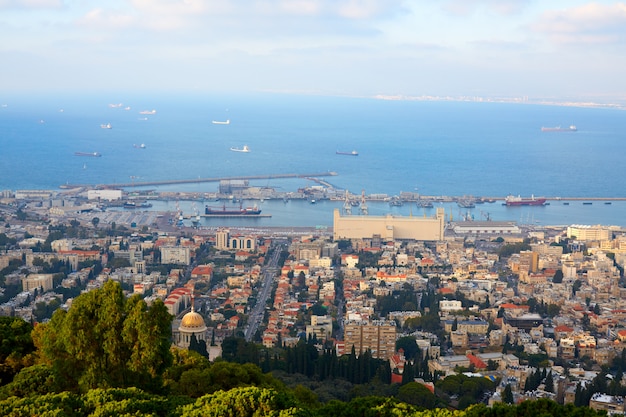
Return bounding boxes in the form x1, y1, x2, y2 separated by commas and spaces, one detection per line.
0, 317, 36, 385
91, 217, 100, 229
395, 336, 419, 361
545, 371, 554, 393
188, 334, 209, 358
552, 270, 564, 283
396, 382, 436, 408
32, 280, 172, 393
177, 386, 299, 416
502, 383, 514, 404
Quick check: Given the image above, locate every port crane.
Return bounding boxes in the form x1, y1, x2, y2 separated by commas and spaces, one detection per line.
343, 190, 352, 215
360, 189, 368, 215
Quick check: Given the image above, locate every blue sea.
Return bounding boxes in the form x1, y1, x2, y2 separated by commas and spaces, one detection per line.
1, 93, 625, 227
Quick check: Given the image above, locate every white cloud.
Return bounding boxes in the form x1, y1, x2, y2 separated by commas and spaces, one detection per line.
0, 0, 62, 9
77, 8, 135, 30
533, 2, 626, 44
442, 0, 529, 16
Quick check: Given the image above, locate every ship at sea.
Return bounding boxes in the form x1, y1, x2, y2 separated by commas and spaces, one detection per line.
205, 203, 261, 216
212, 119, 230, 125
74, 152, 102, 157
505, 194, 547, 206
541, 125, 577, 132
100, 123, 112, 129
336, 150, 358, 156
139, 110, 156, 115
230, 145, 250, 153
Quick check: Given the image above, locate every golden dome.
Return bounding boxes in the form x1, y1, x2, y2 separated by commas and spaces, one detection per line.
180, 310, 206, 329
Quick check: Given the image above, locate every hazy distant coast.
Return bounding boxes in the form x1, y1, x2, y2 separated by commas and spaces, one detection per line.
373, 94, 626, 110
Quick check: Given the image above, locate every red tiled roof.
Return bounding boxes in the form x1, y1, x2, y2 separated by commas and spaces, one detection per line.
500, 303, 529, 310
58, 250, 100, 256
191, 265, 213, 276
467, 354, 487, 369
555, 325, 574, 333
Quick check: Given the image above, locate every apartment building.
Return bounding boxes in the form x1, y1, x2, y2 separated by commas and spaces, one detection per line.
343, 319, 397, 360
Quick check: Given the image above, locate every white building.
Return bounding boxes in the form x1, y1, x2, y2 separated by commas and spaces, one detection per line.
567, 225, 611, 241
22, 273, 54, 292
161, 246, 191, 265
87, 189, 122, 201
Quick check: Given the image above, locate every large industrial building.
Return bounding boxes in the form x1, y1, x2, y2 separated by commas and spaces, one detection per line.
449, 221, 521, 236
566, 225, 612, 241
333, 207, 445, 241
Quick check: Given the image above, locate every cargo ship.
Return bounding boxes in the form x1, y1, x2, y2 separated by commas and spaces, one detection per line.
541, 125, 577, 132
336, 150, 358, 156
505, 195, 547, 206
123, 201, 152, 209
230, 145, 249, 153
74, 151, 102, 157
205, 203, 261, 216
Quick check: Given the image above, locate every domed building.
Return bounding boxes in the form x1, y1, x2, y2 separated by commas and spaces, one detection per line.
175, 305, 209, 348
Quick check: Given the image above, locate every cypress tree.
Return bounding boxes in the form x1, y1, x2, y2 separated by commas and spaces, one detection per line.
544, 371, 554, 393
503, 384, 514, 404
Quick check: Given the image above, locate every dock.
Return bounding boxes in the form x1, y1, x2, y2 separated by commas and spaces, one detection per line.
202, 214, 272, 218
60, 172, 338, 189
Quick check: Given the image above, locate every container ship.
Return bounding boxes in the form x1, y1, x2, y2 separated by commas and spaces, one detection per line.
505, 195, 547, 206
205, 203, 262, 216
541, 125, 577, 132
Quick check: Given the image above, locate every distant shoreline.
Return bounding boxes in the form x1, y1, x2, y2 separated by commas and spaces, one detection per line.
371, 94, 626, 110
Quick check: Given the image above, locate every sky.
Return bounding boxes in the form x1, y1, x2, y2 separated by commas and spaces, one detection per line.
2, 0, 626, 101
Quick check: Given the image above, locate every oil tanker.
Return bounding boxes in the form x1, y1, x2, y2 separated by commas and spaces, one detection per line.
505, 195, 547, 206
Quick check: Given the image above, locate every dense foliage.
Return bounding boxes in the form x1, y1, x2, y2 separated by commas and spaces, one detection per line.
0, 389, 608, 417
0, 317, 36, 385
30, 280, 173, 393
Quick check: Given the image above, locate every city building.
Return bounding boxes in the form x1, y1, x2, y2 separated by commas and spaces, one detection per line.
87, 189, 122, 201
160, 246, 191, 265
449, 221, 521, 236
589, 393, 625, 415
333, 208, 445, 241
567, 225, 612, 242
343, 319, 397, 360
174, 306, 209, 349
305, 315, 333, 341
215, 228, 256, 252
22, 273, 54, 292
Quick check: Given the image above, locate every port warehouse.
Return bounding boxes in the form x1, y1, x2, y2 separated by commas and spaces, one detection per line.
333, 208, 446, 241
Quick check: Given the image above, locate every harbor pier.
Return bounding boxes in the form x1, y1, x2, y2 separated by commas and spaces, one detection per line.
60, 172, 338, 189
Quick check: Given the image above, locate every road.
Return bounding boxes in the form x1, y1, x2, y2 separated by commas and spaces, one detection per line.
244, 241, 285, 341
